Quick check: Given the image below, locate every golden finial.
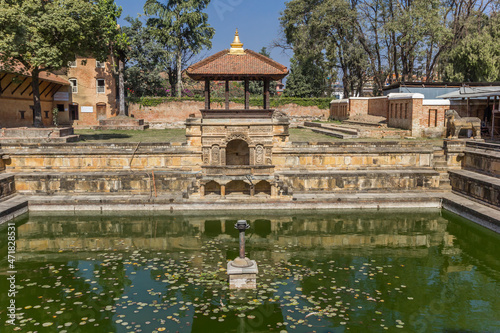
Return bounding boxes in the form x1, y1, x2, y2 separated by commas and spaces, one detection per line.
229, 29, 245, 55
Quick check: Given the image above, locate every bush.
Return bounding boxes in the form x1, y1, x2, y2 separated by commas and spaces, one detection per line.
128, 96, 334, 110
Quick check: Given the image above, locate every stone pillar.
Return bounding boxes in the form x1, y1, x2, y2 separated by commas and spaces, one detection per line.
263, 78, 270, 110
221, 147, 226, 166
250, 185, 255, 197
204, 79, 211, 110
221, 184, 226, 198
271, 184, 277, 198
200, 184, 205, 198
249, 146, 255, 165
244, 79, 250, 110
225, 80, 230, 110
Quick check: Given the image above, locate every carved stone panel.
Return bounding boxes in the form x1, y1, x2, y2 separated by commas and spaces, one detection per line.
255, 145, 264, 165
203, 148, 210, 165
251, 126, 273, 134
211, 145, 220, 165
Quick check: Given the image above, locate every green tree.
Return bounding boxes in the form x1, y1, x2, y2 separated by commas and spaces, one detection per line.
0, 0, 115, 127
444, 12, 500, 82
249, 47, 278, 96
144, 0, 215, 98
122, 16, 170, 97
285, 55, 328, 98
96, 0, 129, 116
280, 0, 366, 98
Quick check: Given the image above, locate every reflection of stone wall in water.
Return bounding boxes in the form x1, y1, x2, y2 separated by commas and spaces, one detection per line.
15, 212, 451, 255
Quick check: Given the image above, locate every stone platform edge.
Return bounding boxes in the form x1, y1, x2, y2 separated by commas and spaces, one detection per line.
0, 193, 498, 234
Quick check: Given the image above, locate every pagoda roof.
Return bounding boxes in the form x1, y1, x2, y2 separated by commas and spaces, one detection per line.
186, 49, 288, 81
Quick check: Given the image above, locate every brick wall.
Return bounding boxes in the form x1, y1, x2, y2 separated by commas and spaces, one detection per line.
368, 97, 389, 117
387, 98, 414, 131
349, 98, 369, 117
329, 100, 349, 120
131, 100, 329, 128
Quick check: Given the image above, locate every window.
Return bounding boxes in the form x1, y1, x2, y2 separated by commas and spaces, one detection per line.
96, 61, 105, 68
19, 111, 25, 119
96, 79, 105, 94
68, 61, 77, 67
405, 103, 408, 119
69, 79, 78, 93
57, 104, 65, 112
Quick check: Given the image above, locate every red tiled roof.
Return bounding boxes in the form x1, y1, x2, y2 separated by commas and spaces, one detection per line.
0, 61, 69, 86
187, 49, 288, 80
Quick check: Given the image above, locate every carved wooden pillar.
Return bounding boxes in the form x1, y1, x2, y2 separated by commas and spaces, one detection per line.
263, 78, 270, 110
204, 79, 210, 110
225, 80, 230, 110
244, 79, 250, 110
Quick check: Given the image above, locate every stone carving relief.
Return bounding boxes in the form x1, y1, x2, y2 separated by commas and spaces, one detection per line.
203, 148, 210, 165
255, 145, 264, 165
211, 145, 220, 165
203, 126, 220, 134
223, 133, 252, 146
251, 126, 273, 133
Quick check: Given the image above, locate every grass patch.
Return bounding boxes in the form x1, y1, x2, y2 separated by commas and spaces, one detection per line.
75, 129, 186, 143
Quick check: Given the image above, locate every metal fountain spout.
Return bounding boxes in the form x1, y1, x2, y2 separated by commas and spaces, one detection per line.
227, 219, 258, 289
231, 220, 254, 268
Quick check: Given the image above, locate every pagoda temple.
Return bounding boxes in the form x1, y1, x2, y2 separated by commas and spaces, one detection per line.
186, 30, 290, 198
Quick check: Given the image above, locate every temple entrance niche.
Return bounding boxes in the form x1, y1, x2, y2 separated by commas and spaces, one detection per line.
255, 180, 272, 195
205, 181, 221, 195
226, 180, 250, 195
226, 139, 249, 165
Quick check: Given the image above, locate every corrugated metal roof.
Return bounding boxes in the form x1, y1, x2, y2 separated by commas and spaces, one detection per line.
436, 86, 500, 99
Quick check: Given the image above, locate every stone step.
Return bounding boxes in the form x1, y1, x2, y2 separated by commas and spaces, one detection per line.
449, 169, 500, 208
442, 192, 500, 232
0, 135, 80, 143
298, 126, 357, 139
0, 195, 28, 225
342, 120, 386, 128
92, 125, 149, 131
433, 161, 448, 168
303, 122, 358, 136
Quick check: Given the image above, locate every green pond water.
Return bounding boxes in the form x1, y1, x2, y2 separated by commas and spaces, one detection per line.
1, 210, 499, 333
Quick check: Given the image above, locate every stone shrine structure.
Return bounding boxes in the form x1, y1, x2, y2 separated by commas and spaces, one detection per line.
186, 30, 289, 198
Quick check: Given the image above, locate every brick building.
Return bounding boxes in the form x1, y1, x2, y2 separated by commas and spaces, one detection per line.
0, 64, 70, 128
0, 56, 117, 128
59, 56, 117, 127
330, 93, 450, 137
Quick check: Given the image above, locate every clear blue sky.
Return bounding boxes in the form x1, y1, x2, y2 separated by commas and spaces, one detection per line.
115, 0, 291, 69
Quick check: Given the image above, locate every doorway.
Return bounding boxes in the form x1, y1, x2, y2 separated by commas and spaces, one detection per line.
69, 104, 79, 121
96, 103, 107, 121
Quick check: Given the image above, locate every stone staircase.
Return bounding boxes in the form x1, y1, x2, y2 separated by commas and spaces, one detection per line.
300, 122, 358, 139
432, 147, 451, 190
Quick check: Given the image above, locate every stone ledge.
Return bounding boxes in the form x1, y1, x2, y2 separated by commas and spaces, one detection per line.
449, 169, 500, 207
442, 193, 500, 233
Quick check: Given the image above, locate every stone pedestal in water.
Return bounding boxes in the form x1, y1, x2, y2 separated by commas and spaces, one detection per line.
227, 259, 258, 289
